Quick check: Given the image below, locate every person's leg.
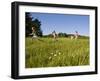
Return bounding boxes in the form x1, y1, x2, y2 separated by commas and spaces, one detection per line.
32, 36, 34, 40
75, 35, 78, 39
54, 35, 58, 41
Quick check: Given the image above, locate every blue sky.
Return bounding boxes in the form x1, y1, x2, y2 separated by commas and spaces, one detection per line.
30, 12, 89, 36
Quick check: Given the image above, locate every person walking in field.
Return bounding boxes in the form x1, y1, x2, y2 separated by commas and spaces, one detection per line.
30, 27, 37, 39
75, 31, 79, 39
52, 30, 57, 41
71, 35, 74, 39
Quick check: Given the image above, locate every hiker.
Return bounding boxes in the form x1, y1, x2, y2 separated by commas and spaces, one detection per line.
52, 30, 57, 41
31, 27, 37, 39
71, 35, 74, 39
75, 31, 79, 39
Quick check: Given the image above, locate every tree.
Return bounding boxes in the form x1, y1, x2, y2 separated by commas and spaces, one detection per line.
32, 19, 43, 37
25, 13, 43, 37
25, 12, 33, 36
58, 32, 68, 37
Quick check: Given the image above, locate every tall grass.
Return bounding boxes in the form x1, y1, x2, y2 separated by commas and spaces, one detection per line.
25, 37, 89, 68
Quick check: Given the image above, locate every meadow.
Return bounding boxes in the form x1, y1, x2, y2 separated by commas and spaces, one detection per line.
25, 37, 89, 68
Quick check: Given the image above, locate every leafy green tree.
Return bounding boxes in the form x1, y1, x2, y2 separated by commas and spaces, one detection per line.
25, 13, 43, 37
32, 19, 43, 37
58, 32, 68, 37
25, 12, 33, 36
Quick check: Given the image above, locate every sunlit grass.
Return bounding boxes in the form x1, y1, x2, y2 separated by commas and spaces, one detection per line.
25, 37, 89, 68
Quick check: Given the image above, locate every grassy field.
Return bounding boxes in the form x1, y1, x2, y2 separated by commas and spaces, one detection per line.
25, 37, 89, 68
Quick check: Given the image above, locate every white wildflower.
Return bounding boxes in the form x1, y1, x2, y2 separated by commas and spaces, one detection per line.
54, 54, 57, 56
58, 52, 61, 55
49, 57, 52, 59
